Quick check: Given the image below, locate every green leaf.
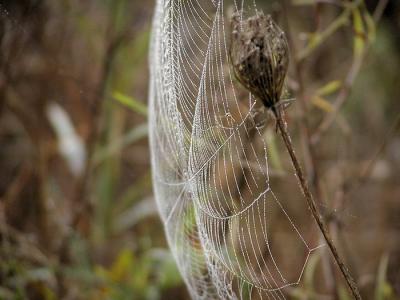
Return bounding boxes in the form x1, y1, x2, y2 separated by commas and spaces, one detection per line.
338, 285, 352, 300
109, 249, 135, 282
364, 11, 376, 43
292, 0, 316, 6
112, 91, 147, 117
352, 8, 366, 57
375, 254, 394, 300
308, 33, 322, 50
297, 8, 351, 61
265, 129, 283, 172
315, 80, 342, 97
312, 96, 334, 113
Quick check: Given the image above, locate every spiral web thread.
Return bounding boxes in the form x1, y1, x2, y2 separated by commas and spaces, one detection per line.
149, 0, 324, 299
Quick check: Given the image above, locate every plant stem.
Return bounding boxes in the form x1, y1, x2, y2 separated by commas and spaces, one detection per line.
310, 0, 390, 144
274, 107, 362, 300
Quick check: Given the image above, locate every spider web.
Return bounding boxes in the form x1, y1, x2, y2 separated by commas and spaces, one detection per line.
149, 0, 324, 298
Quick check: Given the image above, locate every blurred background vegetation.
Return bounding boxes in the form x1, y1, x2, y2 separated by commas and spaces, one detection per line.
0, 0, 399, 299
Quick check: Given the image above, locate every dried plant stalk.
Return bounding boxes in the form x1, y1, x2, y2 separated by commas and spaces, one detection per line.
230, 12, 362, 300
230, 13, 289, 113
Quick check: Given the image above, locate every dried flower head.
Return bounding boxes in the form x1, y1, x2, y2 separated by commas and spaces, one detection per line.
230, 12, 289, 113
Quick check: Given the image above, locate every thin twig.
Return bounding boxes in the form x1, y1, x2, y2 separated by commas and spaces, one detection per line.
297, 6, 353, 62
282, 1, 339, 293
310, 0, 390, 144
311, 56, 362, 144
373, 0, 389, 22
275, 107, 362, 300
342, 112, 400, 202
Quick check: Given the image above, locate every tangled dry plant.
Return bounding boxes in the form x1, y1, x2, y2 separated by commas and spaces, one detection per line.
230, 12, 362, 300
149, 0, 393, 298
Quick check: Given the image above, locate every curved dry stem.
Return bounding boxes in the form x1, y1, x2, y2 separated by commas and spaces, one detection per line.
275, 107, 362, 300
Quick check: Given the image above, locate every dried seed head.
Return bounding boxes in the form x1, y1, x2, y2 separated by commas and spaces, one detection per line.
230, 12, 289, 111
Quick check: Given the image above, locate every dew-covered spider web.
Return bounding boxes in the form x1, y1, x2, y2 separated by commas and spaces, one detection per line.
149, 0, 324, 299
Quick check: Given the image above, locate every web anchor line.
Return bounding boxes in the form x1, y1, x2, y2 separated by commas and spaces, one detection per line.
149, 1, 329, 299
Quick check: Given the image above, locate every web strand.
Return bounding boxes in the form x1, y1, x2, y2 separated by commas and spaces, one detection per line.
149, 1, 324, 299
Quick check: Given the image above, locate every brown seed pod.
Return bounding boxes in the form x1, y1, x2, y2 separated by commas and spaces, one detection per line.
230, 12, 289, 114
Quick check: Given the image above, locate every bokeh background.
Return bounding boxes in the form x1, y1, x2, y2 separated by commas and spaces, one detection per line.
0, 0, 399, 299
